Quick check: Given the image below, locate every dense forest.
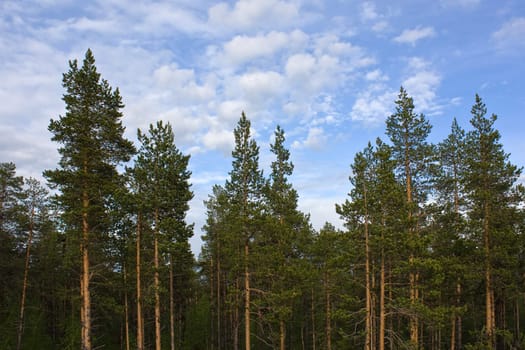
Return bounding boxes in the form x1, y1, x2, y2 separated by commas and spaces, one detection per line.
1, 51, 524, 350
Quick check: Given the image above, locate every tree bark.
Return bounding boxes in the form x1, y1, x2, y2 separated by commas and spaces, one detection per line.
16, 204, 35, 350
364, 181, 372, 350
136, 212, 144, 350
154, 208, 161, 350
170, 254, 175, 350
123, 265, 130, 350
379, 247, 385, 350
484, 202, 495, 347
325, 270, 331, 350
244, 242, 251, 350
280, 319, 286, 350
81, 186, 92, 350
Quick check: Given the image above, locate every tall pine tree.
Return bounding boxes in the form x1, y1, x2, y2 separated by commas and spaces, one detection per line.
44, 49, 135, 350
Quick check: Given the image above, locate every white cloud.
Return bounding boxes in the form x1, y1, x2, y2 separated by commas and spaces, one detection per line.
208, 0, 300, 33
492, 17, 525, 52
393, 26, 435, 45
202, 125, 235, 154
361, 2, 380, 21
365, 69, 389, 81
350, 85, 397, 125
440, 0, 480, 8
402, 57, 442, 115
292, 127, 327, 150
218, 30, 308, 67
360, 2, 389, 34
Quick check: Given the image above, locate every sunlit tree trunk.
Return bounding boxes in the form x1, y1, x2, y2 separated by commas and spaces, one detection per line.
244, 242, 251, 350
16, 203, 35, 350
81, 183, 92, 350
170, 254, 175, 350
154, 208, 161, 350
136, 212, 144, 350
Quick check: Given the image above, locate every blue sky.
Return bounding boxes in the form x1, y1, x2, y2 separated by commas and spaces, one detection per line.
1, 0, 524, 254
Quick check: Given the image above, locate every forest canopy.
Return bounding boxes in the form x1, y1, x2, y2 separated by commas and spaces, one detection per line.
1, 50, 524, 350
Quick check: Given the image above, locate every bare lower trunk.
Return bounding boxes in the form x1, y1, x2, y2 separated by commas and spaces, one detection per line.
280, 319, 286, 350
81, 189, 92, 350
136, 212, 144, 350
325, 271, 331, 350
311, 288, 316, 350
16, 206, 35, 350
484, 203, 495, 347
123, 266, 130, 350
244, 242, 251, 350
379, 252, 385, 350
364, 181, 372, 350
170, 254, 175, 350
154, 208, 161, 350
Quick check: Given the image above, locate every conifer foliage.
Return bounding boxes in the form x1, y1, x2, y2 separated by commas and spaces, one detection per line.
1, 50, 524, 350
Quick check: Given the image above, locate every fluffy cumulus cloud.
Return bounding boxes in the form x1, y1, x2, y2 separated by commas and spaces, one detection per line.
350, 85, 397, 125
393, 26, 435, 45
208, 0, 301, 34
217, 30, 308, 68
402, 57, 442, 115
292, 127, 327, 150
360, 1, 389, 33
492, 17, 525, 52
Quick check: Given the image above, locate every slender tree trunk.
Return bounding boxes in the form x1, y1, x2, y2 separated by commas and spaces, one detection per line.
325, 270, 331, 350
170, 254, 175, 350
311, 287, 316, 350
16, 205, 35, 350
234, 278, 239, 350
244, 241, 251, 350
154, 208, 161, 350
81, 187, 92, 350
364, 181, 372, 350
136, 212, 144, 350
405, 148, 418, 348
216, 243, 221, 350
123, 265, 130, 350
280, 319, 286, 350
484, 202, 495, 347
379, 247, 385, 350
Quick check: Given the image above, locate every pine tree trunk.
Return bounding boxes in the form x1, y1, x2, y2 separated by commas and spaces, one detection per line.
216, 243, 221, 350
364, 181, 372, 350
379, 250, 385, 350
154, 208, 161, 350
136, 212, 144, 350
311, 287, 316, 350
405, 149, 419, 348
280, 319, 286, 350
170, 254, 175, 350
244, 242, 251, 350
81, 187, 92, 350
16, 205, 35, 350
123, 265, 130, 350
325, 270, 331, 350
484, 202, 495, 347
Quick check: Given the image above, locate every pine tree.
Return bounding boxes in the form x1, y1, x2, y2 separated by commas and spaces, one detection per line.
224, 112, 265, 350
44, 49, 135, 350
463, 95, 522, 348
16, 178, 50, 350
261, 125, 310, 349
386, 87, 433, 347
132, 120, 193, 350
432, 118, 468, 349
0, 162, 24, 347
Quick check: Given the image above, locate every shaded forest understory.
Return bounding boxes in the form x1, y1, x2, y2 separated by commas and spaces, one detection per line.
1, 51, 524, 350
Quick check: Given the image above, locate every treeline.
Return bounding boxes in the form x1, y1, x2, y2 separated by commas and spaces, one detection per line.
0, 50, 524, 350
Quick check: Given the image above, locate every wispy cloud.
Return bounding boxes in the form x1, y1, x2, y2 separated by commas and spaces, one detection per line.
393, 26, 435, 46
492, 17, 525, 53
